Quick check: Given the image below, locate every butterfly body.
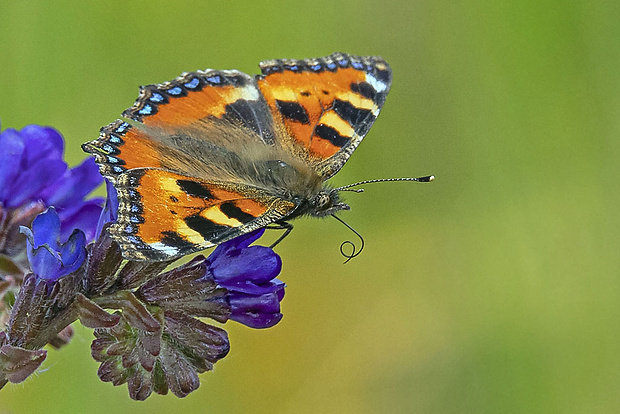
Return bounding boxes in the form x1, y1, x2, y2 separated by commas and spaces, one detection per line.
83, 53, 391, 261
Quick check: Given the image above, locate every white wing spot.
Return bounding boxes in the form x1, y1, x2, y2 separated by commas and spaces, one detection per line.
241, 86, 260, 101
149, 242, 181, 256
365, 73, 387, 93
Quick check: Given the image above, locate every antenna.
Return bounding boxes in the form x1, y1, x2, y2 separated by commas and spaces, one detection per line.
335, 175, 435, 192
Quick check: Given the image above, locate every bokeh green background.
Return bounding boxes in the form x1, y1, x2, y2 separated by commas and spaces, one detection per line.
1, 0, 618, 413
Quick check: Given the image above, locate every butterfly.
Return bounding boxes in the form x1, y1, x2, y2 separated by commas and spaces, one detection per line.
83, 53, 394, 261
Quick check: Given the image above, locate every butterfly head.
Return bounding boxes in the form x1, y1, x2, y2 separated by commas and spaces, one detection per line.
307, 189, 350, 218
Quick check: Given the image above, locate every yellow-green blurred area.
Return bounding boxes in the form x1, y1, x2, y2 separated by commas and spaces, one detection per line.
1, 0, 618, 412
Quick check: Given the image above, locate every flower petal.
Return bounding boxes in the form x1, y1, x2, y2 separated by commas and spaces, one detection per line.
0, 129, 26, 203
222, 278, 285, 296
59, 199, 104, 242
40, 157, 103, 208
58, 229, 87, 275
229, 291, 283, 315
19, 125, 64, 167
208, 229, 265, 263
229, 289, 284, 329
29, 207, 62, 249
211, 245, 282, 285
22, 226, 63, 281
6, 158, 67, 208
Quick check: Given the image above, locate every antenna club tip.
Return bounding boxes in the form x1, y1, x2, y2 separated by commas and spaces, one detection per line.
416, 175, 434, 182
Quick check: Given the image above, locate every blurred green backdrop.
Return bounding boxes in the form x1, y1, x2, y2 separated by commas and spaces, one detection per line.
1, 0, 618, 413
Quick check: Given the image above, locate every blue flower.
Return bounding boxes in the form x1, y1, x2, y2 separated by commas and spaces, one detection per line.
0, 125, 66, 209
20, 208, 87, 282
208, 229, 285, 329
0, 123, 103, 244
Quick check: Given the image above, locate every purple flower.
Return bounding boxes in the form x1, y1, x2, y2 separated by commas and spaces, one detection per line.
0, 125, 66, 209
137, 229, 286, 330
20, 208, 87, 282
208, 229, 285, 329
0, 123, 103, 245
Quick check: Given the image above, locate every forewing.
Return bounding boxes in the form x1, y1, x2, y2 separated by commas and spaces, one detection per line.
256, 52, 392, 179
110, 168, 297, 261
82, 68, 278, 182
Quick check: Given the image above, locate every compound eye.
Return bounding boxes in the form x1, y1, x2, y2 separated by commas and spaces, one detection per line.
315, 193, 331, 210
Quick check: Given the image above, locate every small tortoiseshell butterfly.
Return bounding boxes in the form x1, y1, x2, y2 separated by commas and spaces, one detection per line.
83, 53, 409, 261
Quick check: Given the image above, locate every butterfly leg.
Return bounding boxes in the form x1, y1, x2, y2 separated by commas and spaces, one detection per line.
266, 221, 294, 248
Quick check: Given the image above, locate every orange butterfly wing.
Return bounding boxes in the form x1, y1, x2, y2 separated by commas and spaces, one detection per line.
82, 69, 277, 182
256, 53, 392, 179
109, 168, 294, 260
